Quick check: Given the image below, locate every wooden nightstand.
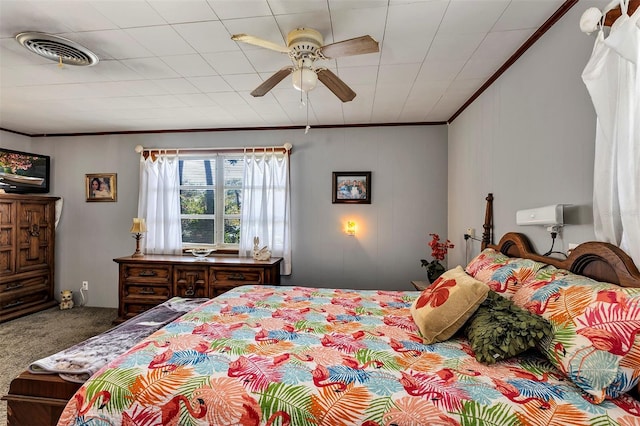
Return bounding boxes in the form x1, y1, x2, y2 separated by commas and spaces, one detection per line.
411, 280, 431, 291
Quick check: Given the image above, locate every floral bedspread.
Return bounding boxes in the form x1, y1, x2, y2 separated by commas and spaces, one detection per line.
58, 285, 640, 425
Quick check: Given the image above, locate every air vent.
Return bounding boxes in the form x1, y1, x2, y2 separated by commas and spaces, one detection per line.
15, 32, 99, 66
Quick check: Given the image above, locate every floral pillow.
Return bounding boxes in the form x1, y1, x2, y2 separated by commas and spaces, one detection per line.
484, 258, 551, 300
465, 248, 511, 283
410, 266, 489, 344
465, 249, 549, 300
514, 272, 640, 403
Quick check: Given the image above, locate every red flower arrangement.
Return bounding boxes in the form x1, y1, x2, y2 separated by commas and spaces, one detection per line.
420, 233, 454, 283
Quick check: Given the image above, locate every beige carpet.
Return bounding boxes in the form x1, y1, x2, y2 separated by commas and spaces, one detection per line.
0, 306, 116, 426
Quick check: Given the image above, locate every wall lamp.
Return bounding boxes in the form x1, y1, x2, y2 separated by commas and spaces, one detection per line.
346, 221, 357, 236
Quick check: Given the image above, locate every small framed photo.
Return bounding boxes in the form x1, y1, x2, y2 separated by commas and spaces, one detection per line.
86, 173, 117, 202
332, 171, 371, 204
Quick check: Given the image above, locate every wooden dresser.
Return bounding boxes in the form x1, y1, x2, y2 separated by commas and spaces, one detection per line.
114, 254, 282, 323
0, 194, 58, 323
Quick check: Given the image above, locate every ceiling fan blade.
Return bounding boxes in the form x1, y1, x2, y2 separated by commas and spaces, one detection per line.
316, 69, 356, 102
231, 34, 290, 53
250, 66, 294, 97
319, 35, 379, 59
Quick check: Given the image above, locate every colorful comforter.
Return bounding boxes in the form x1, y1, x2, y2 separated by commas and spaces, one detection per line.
58, 285, 640, 425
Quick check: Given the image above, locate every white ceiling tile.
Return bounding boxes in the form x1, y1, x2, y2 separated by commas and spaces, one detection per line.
88, 1, 167, 28
162, 54, 217, 77
173, 21, 237, 53
207, 91, 249, 106
150, 78, 200, 94
223, 73, 265, 91
426, 33, 485, 61
439, 0, 510, 35
418, 58, 466, 81
121, 58, 181, 79
146, 95, 187, 108
244, 50, 290, 73
493, 1, 565, 31
338, 66, 379, 85
125, 26, 196, 56
148, 0, 219, 24
208, 0, 273, 19
377, 63, 421, 85
329, 5, 387, 46
27, 1, 118, 32
0, 1, 75, 38
188, 75, 234, 92
203, 51, 255, 74
175, 93, 218, 107
267, 0, 328, 15
328, 0, 388, 11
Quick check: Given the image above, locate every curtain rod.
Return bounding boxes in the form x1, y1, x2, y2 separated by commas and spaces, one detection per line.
134, 143, 292, 156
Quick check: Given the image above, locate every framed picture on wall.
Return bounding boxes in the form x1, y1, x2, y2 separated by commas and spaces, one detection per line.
332, 171, 371, 204
86, 173, 117, 202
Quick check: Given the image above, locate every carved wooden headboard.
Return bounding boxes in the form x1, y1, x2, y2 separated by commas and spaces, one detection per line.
478, 193, 640, 288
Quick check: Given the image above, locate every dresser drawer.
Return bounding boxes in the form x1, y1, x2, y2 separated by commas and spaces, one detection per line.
122, 265, 171, 284
210, 267, 264, 285
123, 283, 170, 299
1, 275, 49, 295
1, 287, 49, 311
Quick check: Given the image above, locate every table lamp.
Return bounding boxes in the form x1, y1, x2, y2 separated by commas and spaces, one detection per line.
130, 217, 147, 258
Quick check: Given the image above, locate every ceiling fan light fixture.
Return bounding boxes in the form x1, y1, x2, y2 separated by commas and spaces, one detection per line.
292, 67, 317, 92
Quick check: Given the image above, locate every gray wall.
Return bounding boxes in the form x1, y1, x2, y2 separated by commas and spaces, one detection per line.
447, 4, 600, 268
2, 125, 447, 308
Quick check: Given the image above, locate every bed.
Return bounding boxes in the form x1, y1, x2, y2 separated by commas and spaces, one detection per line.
4, 201, 640, 425
45, 233, 640, 424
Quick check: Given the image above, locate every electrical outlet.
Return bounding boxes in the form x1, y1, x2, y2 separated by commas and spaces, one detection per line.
82, 281, 88, 291
466, 228, 475, 238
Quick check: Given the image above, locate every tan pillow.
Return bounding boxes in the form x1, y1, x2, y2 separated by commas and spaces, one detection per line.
410, 266, 489, 344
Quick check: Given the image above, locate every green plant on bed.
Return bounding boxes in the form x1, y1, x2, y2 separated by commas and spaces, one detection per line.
464, 291, 552, 364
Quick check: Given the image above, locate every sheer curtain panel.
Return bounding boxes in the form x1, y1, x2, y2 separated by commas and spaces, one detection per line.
582, 0, 640, 265
137, 154, 182, 255
239, 149, 292, 275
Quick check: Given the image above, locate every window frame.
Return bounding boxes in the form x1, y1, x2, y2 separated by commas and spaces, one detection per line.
179, 154, 243, 252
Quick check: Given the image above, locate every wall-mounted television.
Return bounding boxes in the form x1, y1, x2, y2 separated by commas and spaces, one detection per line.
0, 148, 50, 194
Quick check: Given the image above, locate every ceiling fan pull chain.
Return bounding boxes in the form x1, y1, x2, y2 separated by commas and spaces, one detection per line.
305, 92, 311, 134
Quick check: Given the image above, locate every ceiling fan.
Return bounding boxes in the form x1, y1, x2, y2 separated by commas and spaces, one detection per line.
231, 28, 379, 102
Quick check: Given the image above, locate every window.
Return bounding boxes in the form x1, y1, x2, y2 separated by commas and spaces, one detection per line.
179, 155, 243, 249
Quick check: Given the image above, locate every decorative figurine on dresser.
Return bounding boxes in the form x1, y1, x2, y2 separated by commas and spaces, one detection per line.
0, 194, 59, 322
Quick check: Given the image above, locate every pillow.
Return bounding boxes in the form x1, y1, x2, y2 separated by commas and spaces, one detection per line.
514, 272, 640, 403
465, 248, 511, 283
484, 258, 550, 300
410, 266, 489, 344
464, 291, 552, 364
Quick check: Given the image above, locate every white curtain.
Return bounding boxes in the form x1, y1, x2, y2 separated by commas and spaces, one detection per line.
582, 0, 640, 265
239, 149, 292, 275
137, 154, 182, 255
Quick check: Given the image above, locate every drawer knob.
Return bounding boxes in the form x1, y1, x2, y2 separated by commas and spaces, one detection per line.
139, 270, 158, 277
185, 286, 195, 297
139, 287, 156, 295
228, 273, 246, 281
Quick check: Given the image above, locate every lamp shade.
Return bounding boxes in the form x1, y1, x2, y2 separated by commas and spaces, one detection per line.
130, 217, 147, 233
292, 67, 317, 92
